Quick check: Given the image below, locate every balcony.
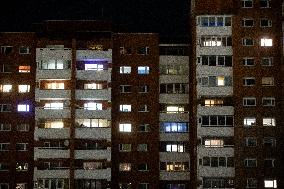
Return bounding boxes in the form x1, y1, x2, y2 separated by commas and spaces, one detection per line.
160, 112, 189, 122
198, 166, 235, 177
74, 168, 111, 181
160, 133, 189, 141
76, 69, 111, 81
75, 108, 111, 119
160, 75, 189, 84
197, 105, 234, 115
196, 65, 232, 76
34, 127, 70, 140
75, 89, 111, 100
197, 146, 234, 157
76, 49, 112, 61
34, 148, 70, 160
159, 94, 189, 104
160, 171, 190, 180
35, 108, 71, 119
197, 86, 233, 97
196, 46, 232, 56
196, 26, 232, 36
197, 127, 234, 137
36, 48, 72, 61
74, 147, 111, 161
34, 168, 70, 179
35, 89, 71, 100
159, 56, 189, 65
75, 127, 111, 141
160, 152, 189, 162
36, 69, 71, 80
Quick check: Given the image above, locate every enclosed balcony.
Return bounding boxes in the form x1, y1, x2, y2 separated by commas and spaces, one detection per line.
35, 89, 71, 100
76, 49, 112, 61
34, 127, 70, 140
75, 89, 111, 101
35, 107, 71, 119
75, 127, 111, 141
34, 148, 70, 160
75, 108, 111, 119
34, 168, 70, 179
74, 147, 111, 160
74, 168, 111, 180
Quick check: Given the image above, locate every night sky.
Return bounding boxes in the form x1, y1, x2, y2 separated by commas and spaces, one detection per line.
0, 0, 189, 37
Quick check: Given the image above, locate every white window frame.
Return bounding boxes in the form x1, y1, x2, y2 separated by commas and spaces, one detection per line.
119, 104, 131, 112
262, 97, 275, 106
261, 38, 273, 47
18, 85, 30, 93
16, 143, 28, 151
83, 102, 102, 110
242, 38, 254, 46
243, 57, 255, 66
119, 144, 131, 152
244, 117, 256, 127
17, 124, 30, 131
119, 163, 131, 171
120, 85, 132, 93
242, 0, 253, 8
19, 46, 30, 54
119, 123, 131, 132
138, 66, 150, 74
263, 117, 275, 126
243, 97, 256, 106
244, 158, 257, 167
261, 57, 273, 66
0, 143, 10, 151
264, 179, 277, 188
243, 77, 255, 86
119, 66, 131, 74
260, 0, 271, 8
260, 19, 272, 27
0, 85, 12, 93
245, 137, 257, 147
262, 77, 274, 86
17, 104, 30, 112
242, 18, 254, 27
0, 123, 11, 131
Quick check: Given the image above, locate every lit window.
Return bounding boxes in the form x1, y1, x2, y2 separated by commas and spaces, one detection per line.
242, 0, 253, 8
0, 85, 12, 92
17, 104, 30, 112
44, 102, 64, 109
263, 118, 275, 126
198, 16, 231, 27
160, 122, 189, 133
119, 66, 131, 74
217, 76, 225, 86
261, 38, 273, 46
242, 18, 254, 27
244, 117, 256, 127
16, 163, 28, 171
76, 119, 110, 128
204, 99, 223, 106
19, 46, 30, 54
44, 121, 64, 129
119, 105, 131, 112
166, 144, 185, 152
262, 77, 274, 86
119, 144, 131, 152
40, 60, 64, 70
264, 180, 277, 188
45, 82, 64, 89
83, 102, 102, 110
84, 83, 103, 89
119, 163, 131, 171
242, 38, 254, 46
166, 106, 184, 113
260, 19, 272, 27
138, 66, 149, 74
84, 64, 104, 71
204, 139, 224, 147
262, 97, 275, 106
119, 123, 131, 132
16, 183, 27, 189
18, 85, 30, 93
243, 97, 256, 106
18, 66, 31, 73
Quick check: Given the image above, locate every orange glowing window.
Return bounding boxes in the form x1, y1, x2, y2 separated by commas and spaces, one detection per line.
19, 66, 31, 73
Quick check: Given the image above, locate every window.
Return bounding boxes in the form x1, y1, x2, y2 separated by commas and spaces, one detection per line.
242, 19, 254, 27
198, 55, 232, 67
247, 178, 257, 188
0, 46, 13, 55
84, 63, 104, 71
167, 184, 185, 189
119, 144, 131, 152
199, 76, 232, 87
198, 16, 231, 27
204, 99, 223, 106
160, 83, 189, 94
200, 156, 234, 167
83, 102, 102, 110
263, 118, 275, 126
119, 163, 131, 171
119, 123, 131, 132
76, 119, 110, 128
120, 85, 132, 93
120, 47, 132, 55
243, 57, 255, 66
138, 124, 150, 132
260, 0, 271, 8
160, 162, 189, 172
201, 115, 233, 127
261, 57, 273, 66
119, 66, 131, 74
245, 137, 257, 147
45, 82, 64, 89
244, 158, 257, 167
137, 163, 148, 171
242, 0, 253, 7
0, 143, 9, 151
262, 77, 274, 86
0, 64, 13, 73
18, 66, 31, 73
160, 122, 189, 132
160, 64, 188, 75
137, 47, 149, 55
139, 85, 149, 93
44, 102, 64, 109
243, 78, 255, 86
0, 104, 12, 112
17, 104, 29, 112
0, 85, 12, 93
119, 183, 131, 189
262, 97, 275, 106
84, 83, 103, 90
138, 183, 149, 189
36, 179, 64, 189
16, 143, 28, 151
16, 183, 27, 189
243, 98, 256, 106
138, 104, 148, 112
263, 137, 276, 147
260, 19, 272, 27
0, 163, 9, 171
0, 123, 11, 131
242, 38, 254, 46
19, 47, 30, 54
0, 183, 9, 189
138, 66, 149, 74
137, 144, 148, 152
261, 38, 273, 46
166, 143, 185, 152
119, 105, 131, 112
264, 159, 275, 168
244, 117, 256, 127
17, 124, 30, 131
264, 180, 277, 188
18, 85, 30, 93
204, 139, 224, 147
16, 163, 28, 171
39, 60, 66, 70
199, 36, 232, 47
166, 106, 185, 113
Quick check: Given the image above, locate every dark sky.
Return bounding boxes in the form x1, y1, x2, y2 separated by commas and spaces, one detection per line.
0, 0, 189, 37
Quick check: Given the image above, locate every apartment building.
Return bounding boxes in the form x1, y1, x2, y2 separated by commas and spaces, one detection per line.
0, 1, 284, 188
